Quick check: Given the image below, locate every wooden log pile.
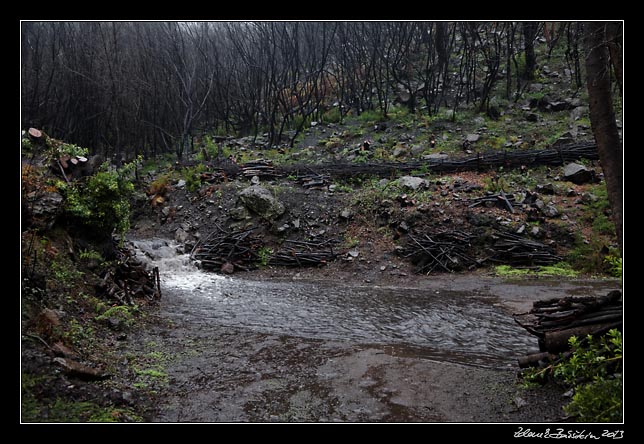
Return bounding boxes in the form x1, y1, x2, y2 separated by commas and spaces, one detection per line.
268, 239, 338, 267
514, 290, 622, 359
296, 172, 331, 189
98, 244, 161, 305
488, 231, 562, 265
400, 231, 479, 273
190, 227, 263, 273
241, 160, 282, 180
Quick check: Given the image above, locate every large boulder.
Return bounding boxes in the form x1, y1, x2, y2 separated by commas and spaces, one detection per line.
397, 176, 429, 191
238, 185, 285, 220
563, 163, 594, 185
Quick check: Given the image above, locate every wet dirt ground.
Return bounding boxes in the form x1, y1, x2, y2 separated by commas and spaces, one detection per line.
126, 239, 620, 423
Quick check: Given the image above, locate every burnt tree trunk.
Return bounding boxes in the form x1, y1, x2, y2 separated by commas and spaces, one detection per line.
522, 22, 539, 80
584, 22, 623, 256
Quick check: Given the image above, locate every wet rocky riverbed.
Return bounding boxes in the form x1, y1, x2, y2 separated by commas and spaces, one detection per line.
127, 238, 619, 422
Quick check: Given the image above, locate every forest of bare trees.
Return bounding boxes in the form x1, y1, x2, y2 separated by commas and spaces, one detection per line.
21, 21, 605, 162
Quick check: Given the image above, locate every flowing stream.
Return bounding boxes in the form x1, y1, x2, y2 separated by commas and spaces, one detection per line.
131, 238, 540, 368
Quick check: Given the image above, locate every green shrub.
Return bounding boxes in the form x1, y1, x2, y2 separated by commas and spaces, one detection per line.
321, 107, 342, 124
522, 330, 622, 422
605, 255, 622, 278
59, 159, 137, 238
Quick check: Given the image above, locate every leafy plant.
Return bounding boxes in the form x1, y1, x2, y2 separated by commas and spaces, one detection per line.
604, 255, 622, 278
59, 159, 138, 239
521, 330, 622, 422
258, 247, 273, 267
182, 164, 206, 192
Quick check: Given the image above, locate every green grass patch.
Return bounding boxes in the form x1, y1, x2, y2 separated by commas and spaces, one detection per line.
495, 263, 577, 278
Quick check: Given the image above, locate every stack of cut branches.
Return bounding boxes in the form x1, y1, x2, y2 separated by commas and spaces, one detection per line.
296, 173, 331, 189
241, 160, 282, 180
400, 231, 478, 273
190, 226, 263, 272
99, 244, 161, 305
488, 231, 562, 265
514, 290, 622, 361
268, 239, 338, 267
468, 191, 517, 213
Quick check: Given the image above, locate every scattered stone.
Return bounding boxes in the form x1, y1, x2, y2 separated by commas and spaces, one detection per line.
340, 209, 353, 220
580, 192, 598, 204
516, 225, 525, 234
238, 185, 286, 220
525, 113, 539, 122
410, 144, 425, 155
250, 175, 260, 185
221, 262, 235, 274
378, 179, 389, 188
328, 184, 337, 192
563, 162, 594, 185
392, 146, 407, 158
229, 206, 251, 221
570, 106, 589, 121
347, 249, 360, 258
175, 228, 189, 244
536, 183, 556, 195
380, 265, 387, 272
530, 226, 540, 237
542, 204, 559, 218
563, 389, 575, 398
292, 218, 301, 229
398, 176, 428, 191
176, 179, 186, 188
465, 134, 480, 143
423, 153, 449, 161
566, 188, 577, 197
552, 131, 575, 147
514, 397, 528, 409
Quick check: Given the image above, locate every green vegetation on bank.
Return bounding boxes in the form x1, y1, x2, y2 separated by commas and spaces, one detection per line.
521, 330, 622, 422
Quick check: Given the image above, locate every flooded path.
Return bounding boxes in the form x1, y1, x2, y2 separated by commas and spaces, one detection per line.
129, 238, 619, 422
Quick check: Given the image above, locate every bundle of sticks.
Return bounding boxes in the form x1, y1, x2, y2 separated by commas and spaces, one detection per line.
514, 290, 622, 360
241, 161, 282, 180
488, 231, 562, 265
400, 231, 478, 273
99, 244, 161, 305
268, 239, 338, 267
190, 226, 262, 272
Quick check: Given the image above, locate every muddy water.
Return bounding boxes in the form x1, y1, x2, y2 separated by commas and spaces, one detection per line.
132, 238, 536, 368
129, 238, 620, 422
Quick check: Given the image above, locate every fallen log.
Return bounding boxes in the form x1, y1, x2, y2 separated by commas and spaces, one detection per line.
514, 290, 622, 354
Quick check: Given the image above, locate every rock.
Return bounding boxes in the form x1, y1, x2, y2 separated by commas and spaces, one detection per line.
465, 134, 480, 143
542, 204, 559, 218
398, 221, 410, 232
292, 218, 300, 229
516, 224, 525, 234
530, 226, 540, 237
398, 176, 428, 191
563, 163, 594, 184
348, 249, 359, 258
581, 192, 598, 204
175, 227, 189, 244
392, 146, 407, 158
328, 184, 337, 192
27, 190, 64, 228
525, 113, 539, 122
552, 131, 575, 147
238, 185, 285, 220
566, 188, 577, 197
514, 397, 528, 409
378, 179, 389, 188
423, 153, 449, 161
339, 209, 353, 220
536, 183, 556, 195
251, 175, 260, 185
410, 144, 425, 155
570, 106, 588, 121
229, 206, 251, 221
176, 179, 186, 188
221, 262, 235, 274
161, 206, 171, 217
